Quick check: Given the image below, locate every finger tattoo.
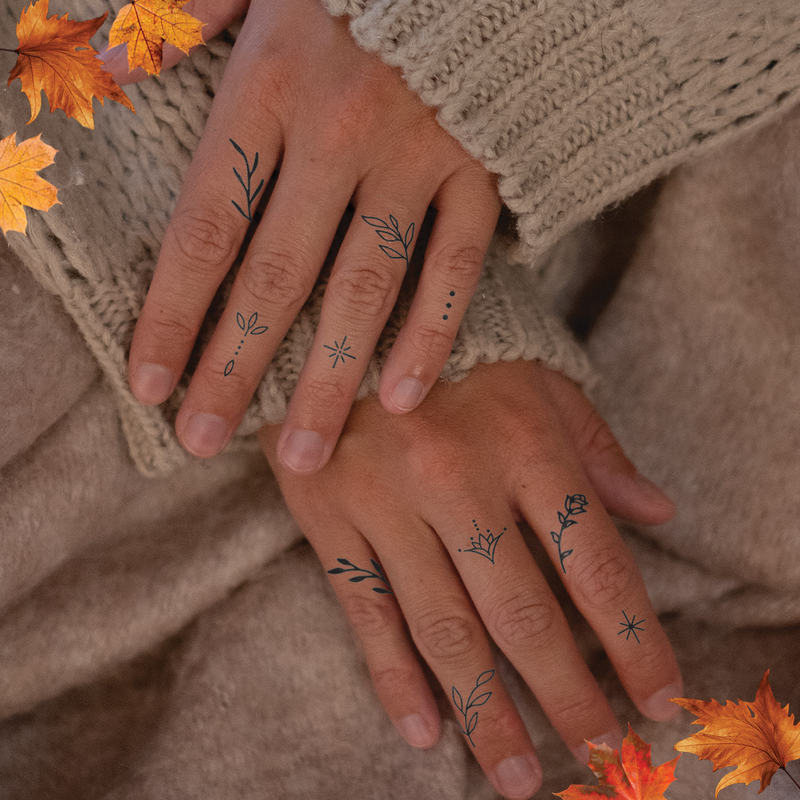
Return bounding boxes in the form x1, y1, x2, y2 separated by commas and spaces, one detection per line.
618, 610, 645, 643
458, 520, 506, 565
324, 335, 356, 368
230, 139, 264, 221
452, 670, 495, 747
224, 311, 268, 376
550, 493, 588, 573
327, 558, 393, 595
362, 214, 415, 271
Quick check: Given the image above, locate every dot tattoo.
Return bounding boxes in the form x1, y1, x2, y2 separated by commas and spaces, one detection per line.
327, 558, 393, 595
443, 291, 455, 320
458, 520, 506, 565
618, 611, 645, 643
452, 670, 495, 748
362, 214, 415, 271
324, 335, 356, 368
550, 493, 589, 573
230, 139, 264, 221
224, 312, 268, 376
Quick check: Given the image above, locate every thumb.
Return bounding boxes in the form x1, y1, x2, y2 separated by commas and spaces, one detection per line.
541, 369, 675, 525
99, 0, 249, 87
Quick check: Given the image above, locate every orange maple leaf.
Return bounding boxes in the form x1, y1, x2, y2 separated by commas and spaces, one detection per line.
556, 725, 680, 800
7, 0, 134, 129
108, 0, 205, 77
672, 671, 800, 797
0, 132, 59, 236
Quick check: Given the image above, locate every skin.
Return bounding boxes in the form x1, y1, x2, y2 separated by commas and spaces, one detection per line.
115, 0, 501, 474
260, 360, 683, 800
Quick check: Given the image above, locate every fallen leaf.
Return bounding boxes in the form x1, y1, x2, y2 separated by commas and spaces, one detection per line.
672, 671, 800, 797
556, 725, 679, 800
8, 0, 134, 129
108, 0, 205, 76
0, 132, 59, 236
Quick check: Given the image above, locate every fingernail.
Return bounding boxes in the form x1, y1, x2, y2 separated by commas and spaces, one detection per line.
493, 754, 542, 799
643, 683, 683, 721
133, 363, 174, 405
571, 730, 624, 764
390, 378, 425, 412
396, 714, 435, 749
180, 412, 229, 458
634, 472, 675, 511
280, 430, 325, 474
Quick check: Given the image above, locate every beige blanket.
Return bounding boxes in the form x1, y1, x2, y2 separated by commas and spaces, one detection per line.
1, 22, 799, 800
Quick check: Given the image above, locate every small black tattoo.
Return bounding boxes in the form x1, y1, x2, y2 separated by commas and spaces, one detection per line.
324, 335, 356, 368
452, 670, 495, 747
443, 291, 455, 320
362, 215, 415, 271
550, 493, 588, 573
458, 520, 506, 565
224, 311, 268, 376
618, 611, 645, 643
327, 558, 393, 595
230, 139, 264, 221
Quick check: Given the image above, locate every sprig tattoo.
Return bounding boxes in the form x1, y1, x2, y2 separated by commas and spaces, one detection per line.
452, 670, 495, 747
327, 558, 393, 595
550, 493, 588, 573
230, 139, 264, 221
458, 520, 507, 565
362, 215, 415, 270
224, 311, 268, 376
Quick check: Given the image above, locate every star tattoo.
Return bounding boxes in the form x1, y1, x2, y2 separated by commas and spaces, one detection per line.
618, 610, 645, 643
324, 335, 356, 368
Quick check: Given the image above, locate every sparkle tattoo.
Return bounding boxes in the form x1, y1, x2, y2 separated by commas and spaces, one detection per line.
230, 139, 264, 221
327, 558, 393, 595
324, 335, 356, 368
224, 312, 268, 376
458, 520, 506, 565
550, 493, 588, 573
618, 611, 645, 643
452, 670, 495, 747
362, 215, 415, 271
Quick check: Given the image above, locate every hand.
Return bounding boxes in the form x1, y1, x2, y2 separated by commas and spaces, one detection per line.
258, 360, 682, 800
121, 0, 501, 473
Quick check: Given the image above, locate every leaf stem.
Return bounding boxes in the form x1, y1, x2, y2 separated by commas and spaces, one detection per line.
781, 766, 800, 793
0, 48, 18, 53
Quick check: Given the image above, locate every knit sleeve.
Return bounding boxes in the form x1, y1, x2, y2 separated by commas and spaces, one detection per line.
323, 0, 800, 260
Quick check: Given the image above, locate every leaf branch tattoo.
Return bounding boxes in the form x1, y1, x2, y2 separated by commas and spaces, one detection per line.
550, 493, 588, 573
327, 558, 393, 595
224, 311, 268, 376
458, 520, 506, 565
230, 139, 264, 221
452, 670, 495, 747
362, 215, 415, 270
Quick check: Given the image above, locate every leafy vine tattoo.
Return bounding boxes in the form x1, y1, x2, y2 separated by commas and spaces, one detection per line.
224, 311, 268, 376
550, 493, 588, 573
618, 611, 645, 643
452, 670, 495, 747
327, 558, 393, 595
230, 139, 264, 221
362, 215, 415, 270
324, 335, 356, 368
458, 520, 506, 565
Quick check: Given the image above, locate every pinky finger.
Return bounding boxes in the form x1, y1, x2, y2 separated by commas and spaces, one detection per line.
378, 169, 500, 414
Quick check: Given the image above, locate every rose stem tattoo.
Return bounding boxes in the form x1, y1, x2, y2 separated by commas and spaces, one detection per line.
327, 558, 393, 595
362, 215, 415, 271
230, 139, 264, 221
224, 311, 268, 376
452, 670, 495, 747
323, 335, 356, 368
618, 611, 645, 643
458, 520, 506, 565
550, 493, 588, 573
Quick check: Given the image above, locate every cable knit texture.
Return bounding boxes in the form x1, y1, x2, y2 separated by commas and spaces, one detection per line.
325, 0, 800, 256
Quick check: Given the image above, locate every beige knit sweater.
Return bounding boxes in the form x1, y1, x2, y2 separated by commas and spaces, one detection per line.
4, 0, 799, 475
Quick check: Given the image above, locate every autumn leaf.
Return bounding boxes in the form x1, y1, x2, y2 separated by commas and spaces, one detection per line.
556, 725, 679, 800
108, 0, 205, 76
672, 671, 800, 797
7, 0, 134, 129
0, 132, 59, 236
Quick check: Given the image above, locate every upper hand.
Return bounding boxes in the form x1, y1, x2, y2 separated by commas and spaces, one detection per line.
120, 0, 500, 472
259, 359, 682, 800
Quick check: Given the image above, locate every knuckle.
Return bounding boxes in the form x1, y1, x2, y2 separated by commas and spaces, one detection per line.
490, 593, 558, 648
167, 207, 240, 276
548, 691, 604, 727
579, 411, 622, 463
412, 608, 479, 663
138, 312, 196, 352
405, 436, 463, 490
333, 264, 396, 318
410, 323, 454, 365
572, 549, 635, 609
240, 250, 309, 311
369, 664, 420, 698
301, 374, 351, 408
431, 243, 486, 283
340, 592, 397, 639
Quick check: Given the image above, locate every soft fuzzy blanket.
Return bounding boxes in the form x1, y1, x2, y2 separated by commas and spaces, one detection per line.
1, 20, 800, 800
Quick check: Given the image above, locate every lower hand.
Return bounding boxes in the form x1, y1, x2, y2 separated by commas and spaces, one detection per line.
259, 360, 681, 800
